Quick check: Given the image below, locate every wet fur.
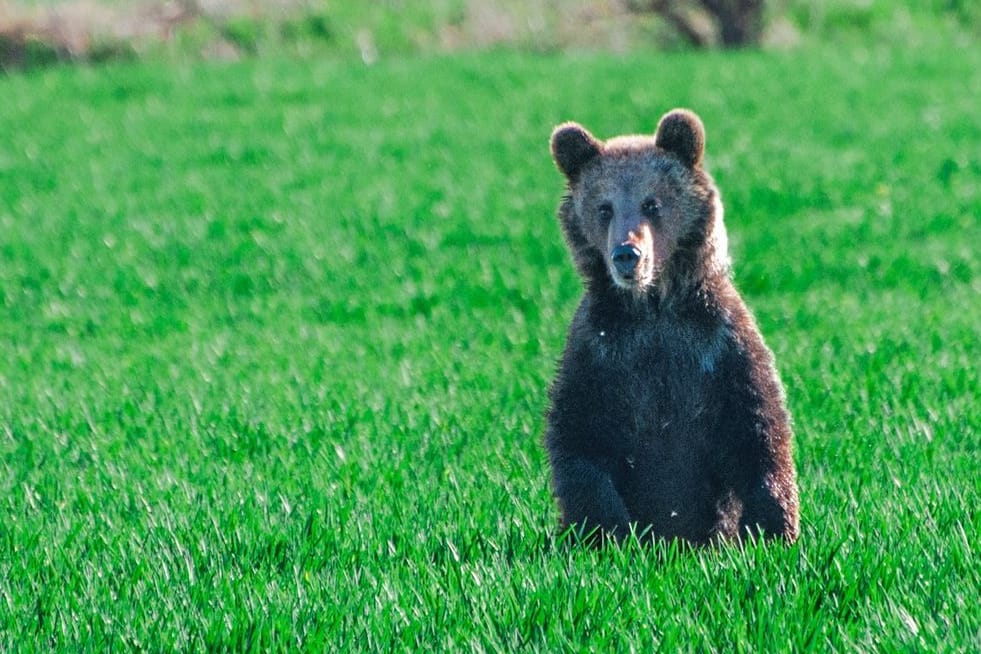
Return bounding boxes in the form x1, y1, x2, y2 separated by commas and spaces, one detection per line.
545, 110, 799, 545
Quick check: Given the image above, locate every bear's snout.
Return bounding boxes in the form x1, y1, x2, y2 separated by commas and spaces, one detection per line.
611, 244, 641, 277
607, 217, 654, 289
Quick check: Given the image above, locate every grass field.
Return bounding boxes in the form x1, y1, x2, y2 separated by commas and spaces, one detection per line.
1, 31, 980, 651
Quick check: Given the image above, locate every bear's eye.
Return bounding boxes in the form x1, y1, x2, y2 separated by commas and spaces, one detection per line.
641, 198, 660, 220
597, 202, 614, 222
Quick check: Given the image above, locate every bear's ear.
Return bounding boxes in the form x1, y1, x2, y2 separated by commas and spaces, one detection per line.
551, 122, 602, 182
654, 109, 705, 169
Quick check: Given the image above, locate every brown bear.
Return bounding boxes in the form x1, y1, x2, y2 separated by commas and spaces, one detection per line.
544, 109, 799, 545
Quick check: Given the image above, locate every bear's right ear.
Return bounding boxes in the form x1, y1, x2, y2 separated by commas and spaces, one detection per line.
551, 122, 602, 183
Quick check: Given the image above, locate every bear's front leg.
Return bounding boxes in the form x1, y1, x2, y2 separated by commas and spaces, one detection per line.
738, 468, 800, 542
718, 394, 800, 542
710, 321, 800, 543
548, 449, 631, 543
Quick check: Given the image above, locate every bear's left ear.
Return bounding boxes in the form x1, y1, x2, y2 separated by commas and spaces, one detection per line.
655, 109, 705, 169
551, 122, 602, 183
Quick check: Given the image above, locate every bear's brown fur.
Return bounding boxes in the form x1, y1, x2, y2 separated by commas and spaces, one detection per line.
545, 109, 799, 545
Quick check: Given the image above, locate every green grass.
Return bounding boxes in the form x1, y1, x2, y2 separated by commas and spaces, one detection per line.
1, 36, 979, 651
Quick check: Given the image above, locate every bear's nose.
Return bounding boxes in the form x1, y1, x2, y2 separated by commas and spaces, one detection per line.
611, 245, 641, 277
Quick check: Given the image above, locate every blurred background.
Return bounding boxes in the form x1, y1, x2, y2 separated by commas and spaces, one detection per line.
2, 0, 979, 70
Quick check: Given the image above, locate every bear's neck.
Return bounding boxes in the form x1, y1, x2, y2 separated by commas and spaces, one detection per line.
588, 252, 732, 320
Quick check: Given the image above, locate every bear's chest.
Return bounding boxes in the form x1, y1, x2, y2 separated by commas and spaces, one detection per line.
583, 320, 729, 534
583, 317, 727, 437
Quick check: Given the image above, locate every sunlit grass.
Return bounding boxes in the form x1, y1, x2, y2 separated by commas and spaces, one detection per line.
0, 38, 978, 650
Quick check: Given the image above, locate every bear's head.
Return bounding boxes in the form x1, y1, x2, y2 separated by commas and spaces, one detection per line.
550, 109, 729, 299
